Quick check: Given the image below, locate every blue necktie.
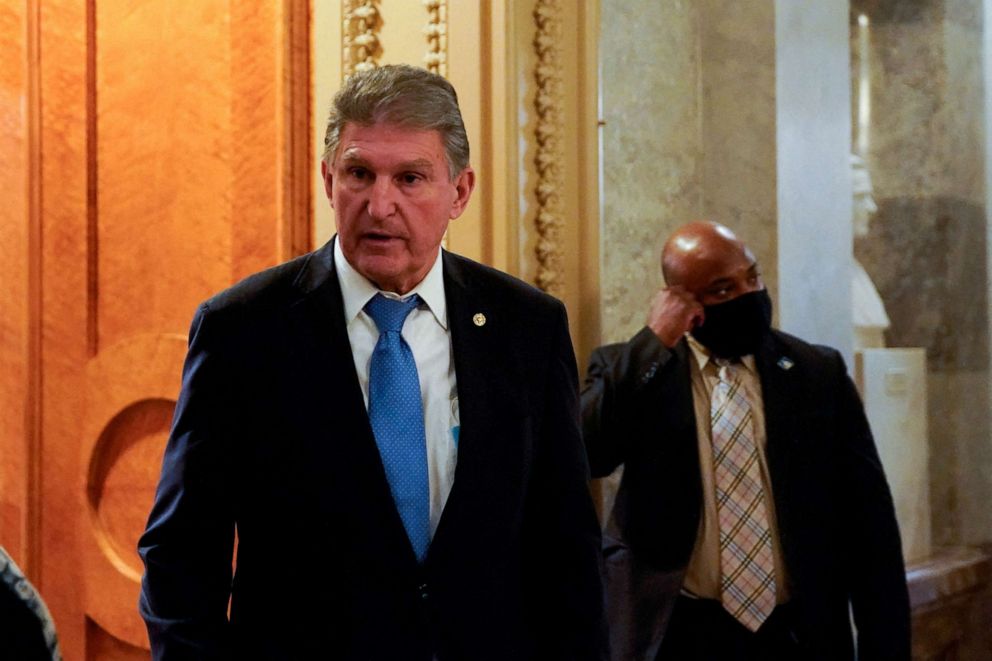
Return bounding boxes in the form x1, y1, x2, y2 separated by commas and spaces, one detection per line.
365, 293, 431, 562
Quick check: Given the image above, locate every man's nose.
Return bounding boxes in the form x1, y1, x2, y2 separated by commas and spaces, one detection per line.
367, 178, 398, 219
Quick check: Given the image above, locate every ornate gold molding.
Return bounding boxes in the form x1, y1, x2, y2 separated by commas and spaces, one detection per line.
533, 0, 564, 296
423, 0, 447, 77
343, 0, 381, 78
424, 0, 450, 249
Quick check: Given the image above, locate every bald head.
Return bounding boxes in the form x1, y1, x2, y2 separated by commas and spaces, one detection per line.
661, 221, 762, 305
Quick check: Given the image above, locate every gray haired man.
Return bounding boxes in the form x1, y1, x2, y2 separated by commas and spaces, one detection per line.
139, 64, 607, 660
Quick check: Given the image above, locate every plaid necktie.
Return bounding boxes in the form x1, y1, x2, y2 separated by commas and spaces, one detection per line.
365, 293, 431, 563
710, 359, 776, 631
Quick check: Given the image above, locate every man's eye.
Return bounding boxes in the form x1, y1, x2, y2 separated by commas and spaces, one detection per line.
709, 287, 732, 299
348, 168, 369, 180
401, 173, 423, 185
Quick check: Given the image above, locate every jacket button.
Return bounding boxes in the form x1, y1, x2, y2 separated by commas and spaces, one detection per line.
641, 363, 658, 383
418, 583, 429, 600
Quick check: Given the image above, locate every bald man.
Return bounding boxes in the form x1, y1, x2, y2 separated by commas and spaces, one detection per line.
582, 221, 910, 660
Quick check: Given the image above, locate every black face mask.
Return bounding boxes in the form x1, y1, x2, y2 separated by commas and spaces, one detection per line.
690, 289, 773, 359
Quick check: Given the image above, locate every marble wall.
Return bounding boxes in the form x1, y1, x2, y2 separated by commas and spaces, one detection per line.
599, 1, 851, 359
598, 0, 701, 345
698, 0, 778, 313
598, 1, 781, 347
851, 0, 992, 547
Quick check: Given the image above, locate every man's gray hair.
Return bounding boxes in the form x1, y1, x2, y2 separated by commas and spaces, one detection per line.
322, 64, 470, 180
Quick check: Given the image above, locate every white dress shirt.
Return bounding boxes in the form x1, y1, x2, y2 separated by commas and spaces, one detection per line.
334, 239, 459, 537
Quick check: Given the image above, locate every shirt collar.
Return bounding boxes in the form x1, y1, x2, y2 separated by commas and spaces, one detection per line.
685, 333, 757, 375
334, 237, 448, 329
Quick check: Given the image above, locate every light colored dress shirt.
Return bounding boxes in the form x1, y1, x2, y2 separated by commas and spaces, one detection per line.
334, 239, 458, 538
681, 334, 790, 603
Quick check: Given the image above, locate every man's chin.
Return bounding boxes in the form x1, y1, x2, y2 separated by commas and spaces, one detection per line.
356, 259, 413, 294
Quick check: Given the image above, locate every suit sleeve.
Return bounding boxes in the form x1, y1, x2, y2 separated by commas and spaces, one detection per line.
527, 301, 609, 660
581, 327, 676, 477
832, 352, 911, 660
138, 305, 237, 660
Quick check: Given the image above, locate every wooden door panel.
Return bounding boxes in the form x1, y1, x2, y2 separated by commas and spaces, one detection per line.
87, 618, 149, 660
81, 334, 189, 649
95, 1, 236, 347
0, 0, 33, 573
14, 1, 312, 659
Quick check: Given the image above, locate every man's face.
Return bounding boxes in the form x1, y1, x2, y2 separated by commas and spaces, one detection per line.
679, 243, 763, 306
322, 122, 474, 294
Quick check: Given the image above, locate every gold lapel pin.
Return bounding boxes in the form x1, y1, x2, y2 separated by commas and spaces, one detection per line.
473, 313, 486, 327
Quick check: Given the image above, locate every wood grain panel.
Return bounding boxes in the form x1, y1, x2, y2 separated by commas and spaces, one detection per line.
87, 617, 148, 661
38, 1, 90, 658
88, 399, 172, 576
0, 0, 32, 571
231, 2, 286, 281
81, 334, 187, 649
6, 1, 314, 658
96, 0, 234, 351
283, 0, 313, 258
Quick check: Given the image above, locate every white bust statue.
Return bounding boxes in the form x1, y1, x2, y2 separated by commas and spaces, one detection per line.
851, 154, 890, 350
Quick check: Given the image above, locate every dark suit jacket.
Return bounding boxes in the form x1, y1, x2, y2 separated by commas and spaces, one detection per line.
582, 327, 910, 661
0, 546, 61, 661
138, 239, 606, 660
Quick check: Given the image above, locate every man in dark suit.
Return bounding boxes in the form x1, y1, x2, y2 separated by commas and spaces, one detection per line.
139, 64, 605, 660
0, 546, 62, 660
582, 221, 910, 660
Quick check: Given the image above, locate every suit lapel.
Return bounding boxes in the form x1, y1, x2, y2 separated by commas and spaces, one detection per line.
284, 240, 418, 563
755, 332, 801, 545
430, 252, 522, 546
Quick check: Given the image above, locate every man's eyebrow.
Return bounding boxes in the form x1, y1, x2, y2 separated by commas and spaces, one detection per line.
337, 152, 436, 174
338, 150, 368, 166
396, 158, 436, 173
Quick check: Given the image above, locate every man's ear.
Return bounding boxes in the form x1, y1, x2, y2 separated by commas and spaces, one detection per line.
321, 160, 334, 206
449, 167, 476, 220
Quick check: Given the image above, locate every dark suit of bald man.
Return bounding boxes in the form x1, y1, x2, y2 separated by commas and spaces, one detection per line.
582, 326, 910, 660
